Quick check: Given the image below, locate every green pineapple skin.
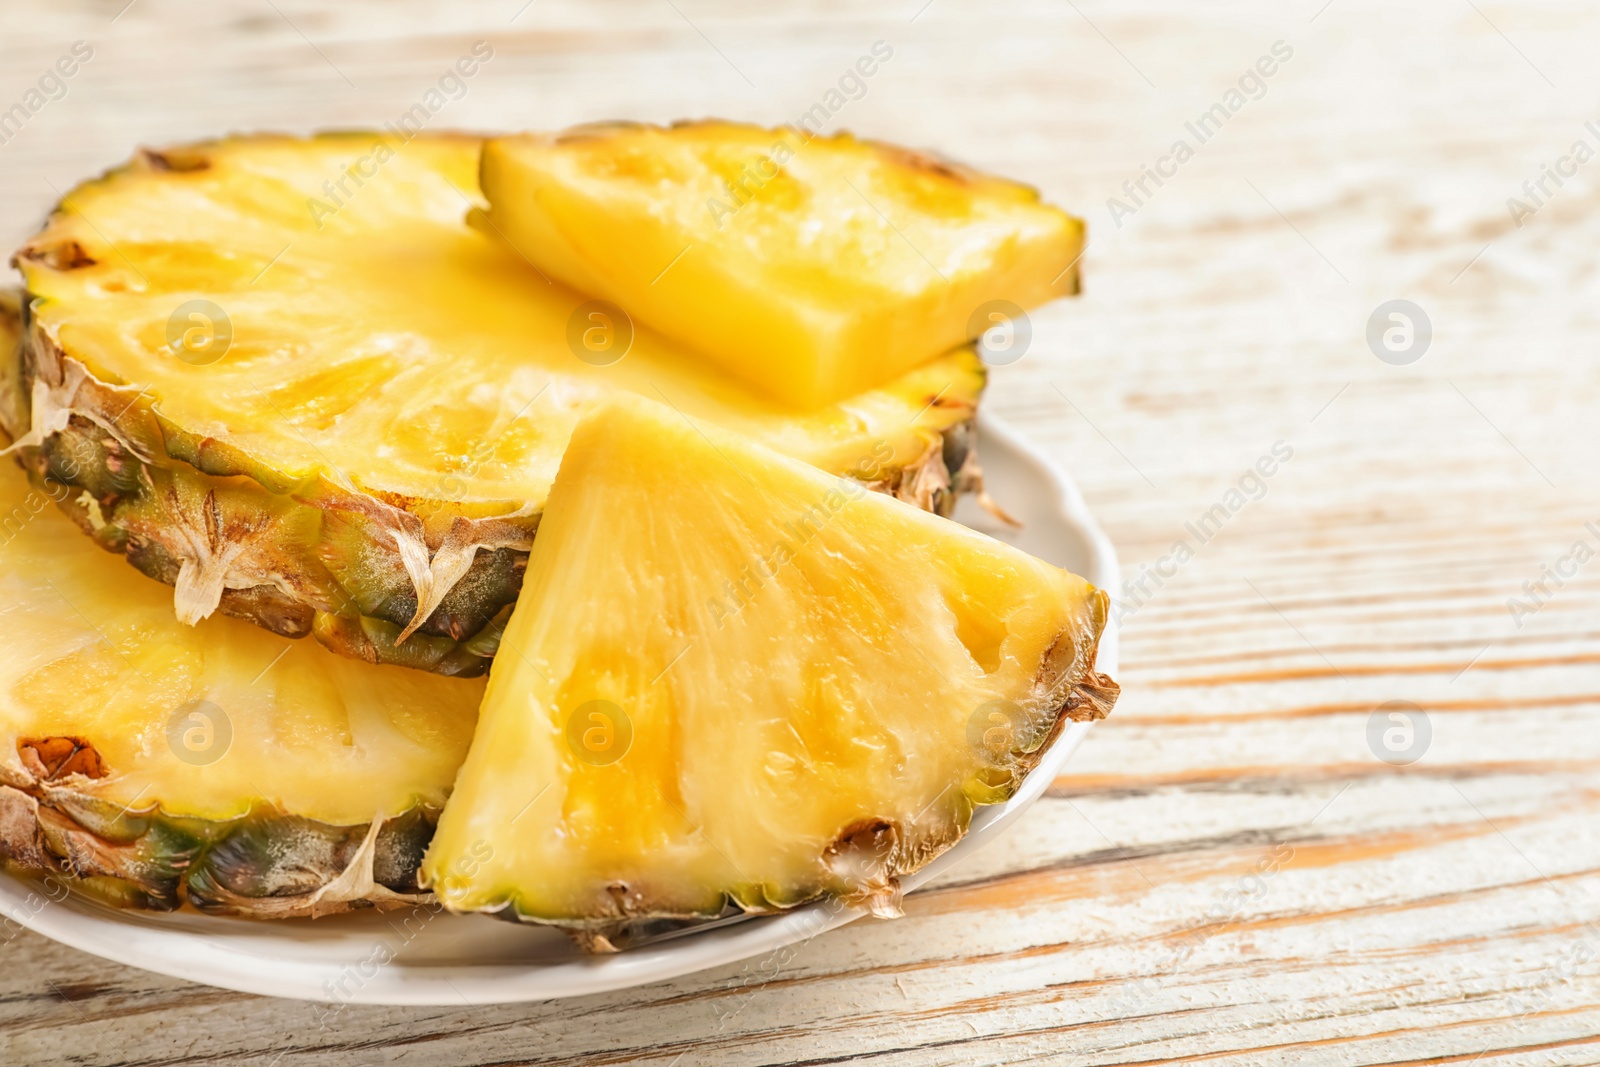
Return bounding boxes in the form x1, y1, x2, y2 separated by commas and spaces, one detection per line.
2, 778, 442, 916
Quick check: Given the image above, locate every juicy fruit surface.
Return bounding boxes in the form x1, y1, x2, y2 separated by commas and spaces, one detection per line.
0, 457, 482, 827
482, 122, 1084, 408
17, 133, 983, 505
424, 395, 1112, 935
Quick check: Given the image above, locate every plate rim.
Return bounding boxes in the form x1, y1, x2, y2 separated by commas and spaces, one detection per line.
0, 411, 1119, 1005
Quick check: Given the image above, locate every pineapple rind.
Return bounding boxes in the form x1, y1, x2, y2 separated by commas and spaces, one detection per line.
9, 133, 989, 673
4, 779, 444, 916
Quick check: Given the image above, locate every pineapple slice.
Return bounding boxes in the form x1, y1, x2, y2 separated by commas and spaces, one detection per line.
9, 134, 987, 675
481, 121, 1084, 408
423, 395, 1115, 948
0, 284, 482, 916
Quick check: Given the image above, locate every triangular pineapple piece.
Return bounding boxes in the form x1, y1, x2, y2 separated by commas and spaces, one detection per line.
424, 395, 1115, 947
482, 121, 1083, 408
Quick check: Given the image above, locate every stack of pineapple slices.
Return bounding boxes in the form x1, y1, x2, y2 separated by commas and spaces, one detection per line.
0, 295, 482, 917
7, 132, 990, 676
0, 123, 1114, 945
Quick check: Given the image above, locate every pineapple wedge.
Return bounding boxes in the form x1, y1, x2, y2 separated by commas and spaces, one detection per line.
481, 121, 1084, 408
423, 395, 1116, 949
8, 134, 987, 676
0, 299, 482, 915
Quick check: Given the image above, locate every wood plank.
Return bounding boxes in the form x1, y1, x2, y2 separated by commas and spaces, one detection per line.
3, 0, 1600, 1063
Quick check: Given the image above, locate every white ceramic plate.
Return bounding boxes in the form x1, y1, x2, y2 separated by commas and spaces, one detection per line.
0, 412, 1118, 1005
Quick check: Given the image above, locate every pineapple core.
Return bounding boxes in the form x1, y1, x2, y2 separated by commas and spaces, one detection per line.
481, 122, 1084, 409
424, 395, 1112, 937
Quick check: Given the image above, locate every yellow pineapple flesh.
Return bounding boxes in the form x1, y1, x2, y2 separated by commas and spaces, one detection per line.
481, 121, 1084, 408
423, 395, 1115, 946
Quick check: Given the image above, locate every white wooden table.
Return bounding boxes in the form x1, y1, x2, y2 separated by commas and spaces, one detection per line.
5, 0, 1600, 1063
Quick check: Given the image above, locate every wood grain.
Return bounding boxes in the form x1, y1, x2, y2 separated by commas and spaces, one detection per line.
4, 0, 1600, 1063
